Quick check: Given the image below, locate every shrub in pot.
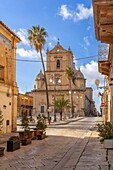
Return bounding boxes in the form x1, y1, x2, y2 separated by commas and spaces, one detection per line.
0, 109, 5, 156
7, 136, 20, 152
36, 114, 47, 140
20, 112, 32, 145
97, 122, 113, 148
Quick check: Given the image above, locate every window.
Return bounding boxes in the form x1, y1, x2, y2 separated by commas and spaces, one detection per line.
41, 106, 44, 113
56, 60, 60, 69
0, 65, 4, 81
0, 33, 12, 50
6, 120, 10, 126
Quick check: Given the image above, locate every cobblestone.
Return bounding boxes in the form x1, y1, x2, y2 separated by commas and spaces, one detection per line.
0, 117, 111, 170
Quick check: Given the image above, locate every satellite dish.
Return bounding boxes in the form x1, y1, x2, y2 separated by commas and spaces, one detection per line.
95, 79, 100, 86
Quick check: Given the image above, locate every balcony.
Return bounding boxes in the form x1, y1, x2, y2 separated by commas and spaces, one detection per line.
93, 0, 113, 44
98, 44, 110, 76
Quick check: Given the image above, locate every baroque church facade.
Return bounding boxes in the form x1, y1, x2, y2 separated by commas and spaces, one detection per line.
28, 42, 86, 119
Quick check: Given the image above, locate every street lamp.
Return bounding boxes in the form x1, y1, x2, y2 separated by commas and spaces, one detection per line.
95, 79, 106, 90
69, 90, 76, 117
95, 79, 107, 119
76, 95, 82, 117
49, 74, 61, 122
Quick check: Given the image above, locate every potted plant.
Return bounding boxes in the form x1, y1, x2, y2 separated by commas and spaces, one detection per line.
36, 114, 47, 140
0, 109, 5, 156
7, 136, 20, 152
20, 112, 32, 145
97, 122, 113, 148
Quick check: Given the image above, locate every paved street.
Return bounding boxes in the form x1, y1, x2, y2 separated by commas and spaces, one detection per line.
0, 117, 113, 170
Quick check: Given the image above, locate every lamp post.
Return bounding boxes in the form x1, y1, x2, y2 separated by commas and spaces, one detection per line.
49, 74, 61, 122
95, 79, 106, 90
69, 90, 76, 117
76, 95, 82, 117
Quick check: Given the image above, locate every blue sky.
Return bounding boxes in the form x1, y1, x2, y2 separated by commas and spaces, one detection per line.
0, 0, 104, 111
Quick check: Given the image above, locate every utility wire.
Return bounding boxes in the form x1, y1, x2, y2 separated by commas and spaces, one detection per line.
75, 55, 97, 61
14, 55, 98, 63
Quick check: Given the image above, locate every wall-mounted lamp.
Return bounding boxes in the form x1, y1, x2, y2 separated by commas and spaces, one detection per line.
95, 79, 107, 90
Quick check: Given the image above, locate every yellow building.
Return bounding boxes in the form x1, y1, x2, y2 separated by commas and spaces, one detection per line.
0, 21, 21, 133
85, 87, 96, 116
93, 0, 113, 123
28, 42, 86, 119
17, 93, 33, 117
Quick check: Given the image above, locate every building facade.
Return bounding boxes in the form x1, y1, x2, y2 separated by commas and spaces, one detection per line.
0, 21, 20, 133
17, 93, 33, 117
93, 0, 113, 123
28, 42, 86, 119
85, 87, 97, 116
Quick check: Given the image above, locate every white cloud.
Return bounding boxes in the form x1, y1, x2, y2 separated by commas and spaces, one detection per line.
58, 4, 93, 22
15, 28, 29, 46
16, 48, 39, 59
80, 61, 104, 111
74, 4, 93, 22
87, 26, 91, 31
19, 89, 25, 94
83, 36, 90, 46
58, 5, 73, 20
80, 61, 104, 87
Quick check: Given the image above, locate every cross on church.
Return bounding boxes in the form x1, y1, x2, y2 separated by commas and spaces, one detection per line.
57, 38, 60, 43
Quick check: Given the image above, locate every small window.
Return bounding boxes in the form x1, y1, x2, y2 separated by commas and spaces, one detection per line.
0, 65, 4, 81
41, 106, 44, 113
6, 120, 10, 126
56, 60, 60, 69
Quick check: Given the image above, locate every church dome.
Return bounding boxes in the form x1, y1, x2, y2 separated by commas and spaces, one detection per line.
74, 69, 84, 79
36, 70, 44, 81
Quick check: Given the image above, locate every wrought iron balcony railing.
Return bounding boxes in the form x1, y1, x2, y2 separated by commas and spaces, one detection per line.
98, 44, 109, 62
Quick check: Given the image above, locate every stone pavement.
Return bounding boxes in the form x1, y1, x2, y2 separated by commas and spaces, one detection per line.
0, 116, 84, 144
48, 116, 85, 126
0, 117, 113, 170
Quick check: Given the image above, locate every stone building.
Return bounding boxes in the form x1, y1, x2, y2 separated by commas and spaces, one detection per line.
28, 42, 86, 119
85, 87, 97, 116
17, 93, 33, 117
0, 21, 20, 133
93, 0, 113, 123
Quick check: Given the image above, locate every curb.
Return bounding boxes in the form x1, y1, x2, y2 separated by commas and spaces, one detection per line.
48, 117, 85, 126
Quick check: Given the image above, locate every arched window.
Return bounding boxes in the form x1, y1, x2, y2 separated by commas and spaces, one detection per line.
56, 60, 60, 69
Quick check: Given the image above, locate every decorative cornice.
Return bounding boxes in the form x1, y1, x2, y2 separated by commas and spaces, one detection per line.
0, 21, 21, 42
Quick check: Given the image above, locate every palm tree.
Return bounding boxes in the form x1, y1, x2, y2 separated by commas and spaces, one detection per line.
54, 98, 70, 120
28, 26, 49, 120
65, 66, 74, 117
